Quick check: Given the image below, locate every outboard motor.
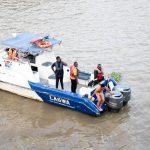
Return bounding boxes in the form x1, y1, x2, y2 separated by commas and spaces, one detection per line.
79, 81, 124, 112
109, 77, 131, 105
105, 91, 124, 112
115, 84, 131, 105
99, 79, 124, 112
79, 76, 131, 113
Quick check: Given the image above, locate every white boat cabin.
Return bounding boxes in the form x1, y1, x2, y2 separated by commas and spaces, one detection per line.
0, 32, 92, 92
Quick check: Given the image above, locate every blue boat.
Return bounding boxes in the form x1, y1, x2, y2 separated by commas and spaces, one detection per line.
29, 81, 100, 116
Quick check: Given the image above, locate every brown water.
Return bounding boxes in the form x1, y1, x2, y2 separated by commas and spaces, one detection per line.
0, 0, 150, 149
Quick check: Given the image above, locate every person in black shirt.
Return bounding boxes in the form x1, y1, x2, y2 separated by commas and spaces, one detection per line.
51, 56, 67, 90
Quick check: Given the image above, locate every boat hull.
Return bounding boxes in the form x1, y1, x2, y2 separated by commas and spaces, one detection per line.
0, 80, 100, 116
29, 81, 100, 116
0, 81, 43, 101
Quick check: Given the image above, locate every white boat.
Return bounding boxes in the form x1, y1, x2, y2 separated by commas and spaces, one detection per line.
0, 32, 131, 116
0, 32, 91, 96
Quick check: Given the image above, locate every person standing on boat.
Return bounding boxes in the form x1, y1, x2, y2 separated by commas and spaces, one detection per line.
70, 62, 79, 93
51, 56, 67, 90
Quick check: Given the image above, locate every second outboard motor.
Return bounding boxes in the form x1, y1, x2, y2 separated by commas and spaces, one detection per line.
100, 78, 124, 112
115, 84, 131, 105
109, 77, 131, 105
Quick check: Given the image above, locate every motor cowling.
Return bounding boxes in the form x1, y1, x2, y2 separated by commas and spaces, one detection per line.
105, 91, 124, 110
115, 84, 131, 104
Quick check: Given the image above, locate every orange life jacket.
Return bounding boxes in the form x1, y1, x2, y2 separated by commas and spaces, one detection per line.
70, 65, 78, 80
36, 41, 52, 48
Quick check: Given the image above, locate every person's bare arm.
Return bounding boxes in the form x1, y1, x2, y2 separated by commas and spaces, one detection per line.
89, 91, 96, 100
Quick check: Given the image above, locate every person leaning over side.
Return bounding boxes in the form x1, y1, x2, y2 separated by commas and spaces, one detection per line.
51, 56, 67, 90
90, 83, 113, 111
70, 62, 79, 93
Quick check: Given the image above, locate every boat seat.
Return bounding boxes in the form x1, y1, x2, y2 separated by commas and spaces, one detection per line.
48, 74, 56, 79
78, 71, 91, 80
48, 71, 91, 80
42, 61, 52, 67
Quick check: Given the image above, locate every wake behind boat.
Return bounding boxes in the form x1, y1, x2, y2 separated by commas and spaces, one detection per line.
0, 32, 131, 116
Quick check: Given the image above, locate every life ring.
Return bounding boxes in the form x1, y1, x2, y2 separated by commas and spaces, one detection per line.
30, 38, 41, 44
36, 41, 52, 48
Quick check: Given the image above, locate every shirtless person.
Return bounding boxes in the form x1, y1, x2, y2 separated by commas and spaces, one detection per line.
90, 83, 113, 111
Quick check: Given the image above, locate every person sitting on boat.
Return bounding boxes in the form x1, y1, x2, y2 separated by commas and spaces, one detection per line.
70, 62, 79, 93
51, 56, 67, 90
88, 64, 104, 87
12, 48, 18, 60
89, 83, 113, 111
6, 48, 18, 60
94, 64, 104, 81
6, 48, 13, 59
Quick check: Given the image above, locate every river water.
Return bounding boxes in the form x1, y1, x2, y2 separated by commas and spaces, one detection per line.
0, 0, 150, 149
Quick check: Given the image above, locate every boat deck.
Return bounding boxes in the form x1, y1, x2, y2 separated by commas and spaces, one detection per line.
48, 81, 87, 93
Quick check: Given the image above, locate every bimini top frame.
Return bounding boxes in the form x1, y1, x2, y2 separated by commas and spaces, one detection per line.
0, 32, 61, 55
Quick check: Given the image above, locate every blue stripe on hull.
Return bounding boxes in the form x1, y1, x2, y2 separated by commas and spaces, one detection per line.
28, 81, 100, 116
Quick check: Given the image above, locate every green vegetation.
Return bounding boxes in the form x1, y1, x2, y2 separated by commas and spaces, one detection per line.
110, 72, 121, 82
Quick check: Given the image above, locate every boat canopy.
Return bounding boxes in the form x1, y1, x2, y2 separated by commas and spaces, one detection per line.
0, 32, 61, 55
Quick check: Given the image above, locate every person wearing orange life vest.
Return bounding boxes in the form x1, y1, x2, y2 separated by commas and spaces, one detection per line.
70, 62, 79, 93
94, 64, 104, 82
6, 48, 17, 60
7, 48, 13, 60
11, 49, 18, 60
